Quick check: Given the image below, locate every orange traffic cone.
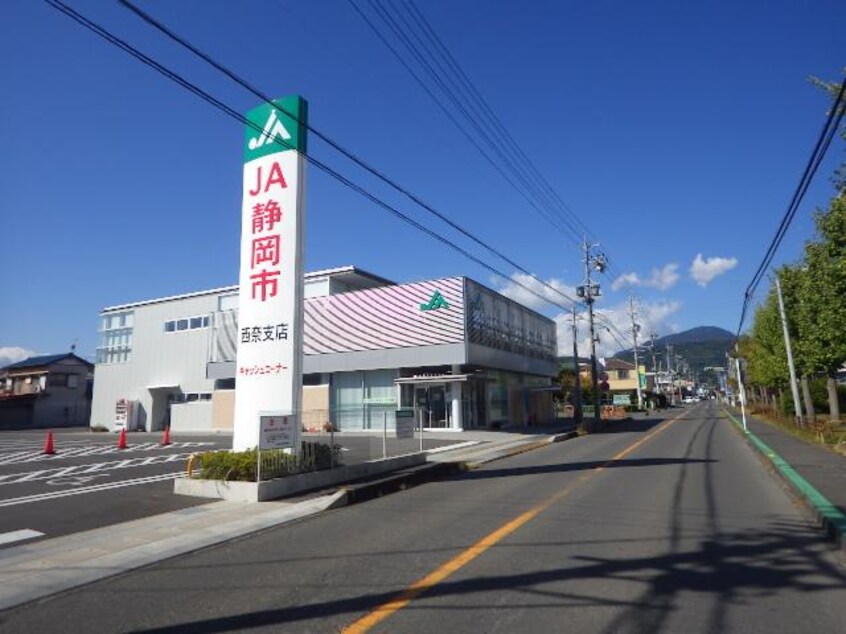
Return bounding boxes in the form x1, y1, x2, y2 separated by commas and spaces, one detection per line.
43, 432, 56, 455
117, 428, 128, 450
160, 426, 171, 446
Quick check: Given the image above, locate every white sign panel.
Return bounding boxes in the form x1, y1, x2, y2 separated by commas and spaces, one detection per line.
233, 97, 307, 451
259, 414, 296, 450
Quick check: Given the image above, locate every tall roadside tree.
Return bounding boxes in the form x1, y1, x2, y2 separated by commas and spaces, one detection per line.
777, 265, 814, 424
745, 288, 789, 407
795, 194, 846, 422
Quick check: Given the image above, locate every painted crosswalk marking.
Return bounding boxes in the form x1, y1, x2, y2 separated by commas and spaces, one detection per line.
0, 454, 193, 486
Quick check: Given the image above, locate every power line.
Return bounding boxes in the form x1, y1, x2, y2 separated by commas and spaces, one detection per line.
371, 0, 588, 242
737, 72, 846, 336
352, 0, 594, 248
115, 0, 585, 313
346, 0, 579, 244
45, 0, 579, 319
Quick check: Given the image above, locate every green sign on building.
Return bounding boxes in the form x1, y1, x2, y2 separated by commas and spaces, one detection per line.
420, 290, 449, 311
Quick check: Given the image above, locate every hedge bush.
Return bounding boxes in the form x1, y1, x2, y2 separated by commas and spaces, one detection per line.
195, 441, 341, 482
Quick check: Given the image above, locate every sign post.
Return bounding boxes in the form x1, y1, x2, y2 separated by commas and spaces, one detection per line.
233, 97, 308, 452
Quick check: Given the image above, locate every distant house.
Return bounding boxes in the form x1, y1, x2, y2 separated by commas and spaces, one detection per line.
578, 358, 642, 404
603, 358, 639, 393
0, 353, 93, 429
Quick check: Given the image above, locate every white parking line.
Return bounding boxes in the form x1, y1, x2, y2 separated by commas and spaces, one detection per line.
0, 473, 184, 507
0, 529, 45, 546
0, 454, 193, 486
0, 442, 215, 465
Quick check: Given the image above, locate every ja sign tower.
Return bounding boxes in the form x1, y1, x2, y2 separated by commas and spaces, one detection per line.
233, 97, 307, 451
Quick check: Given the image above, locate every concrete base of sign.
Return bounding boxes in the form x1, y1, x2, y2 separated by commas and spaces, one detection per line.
174, 453, 426, 503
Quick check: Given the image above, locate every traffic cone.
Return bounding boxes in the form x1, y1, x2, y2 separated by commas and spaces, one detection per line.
43, 432, 56, 455
160, 426, 171, 446
117, 428, 128, 450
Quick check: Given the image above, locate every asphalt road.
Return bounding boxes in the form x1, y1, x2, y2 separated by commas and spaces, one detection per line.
2, 402, 845, 633
0, 429, 460, 549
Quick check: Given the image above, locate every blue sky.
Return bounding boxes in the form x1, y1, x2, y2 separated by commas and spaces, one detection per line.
1, 0, 844, 364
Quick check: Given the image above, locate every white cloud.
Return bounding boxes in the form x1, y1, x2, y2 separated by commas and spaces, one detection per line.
690, 254, 738, 287
555, 299, 682, 358
611, 263, 679, 292
0, 346, 36, 368
496, 273, 683, 358
496, 272, 578, 311
611, 272, 641, 291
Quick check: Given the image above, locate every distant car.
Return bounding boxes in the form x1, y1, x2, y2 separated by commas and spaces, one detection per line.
682, 396, 697, 404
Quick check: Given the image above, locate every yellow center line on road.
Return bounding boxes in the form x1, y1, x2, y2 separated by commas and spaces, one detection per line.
342, 409, 690, 633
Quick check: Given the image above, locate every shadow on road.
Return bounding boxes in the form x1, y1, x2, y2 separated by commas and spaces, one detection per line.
595, 416, 667, 434
121, 520, 844, 634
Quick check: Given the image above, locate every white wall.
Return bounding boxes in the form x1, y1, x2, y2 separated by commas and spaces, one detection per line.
91, 293, 221, 431
171, 401, 213, 433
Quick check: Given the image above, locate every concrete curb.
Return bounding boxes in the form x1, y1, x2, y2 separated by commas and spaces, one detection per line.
722, 408, 846, 552
174, 454, 426, 502
458, 431, 579, 468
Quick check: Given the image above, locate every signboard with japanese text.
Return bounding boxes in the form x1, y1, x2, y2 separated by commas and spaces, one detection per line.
233, 96, 307, 451
259, 414, 296, 450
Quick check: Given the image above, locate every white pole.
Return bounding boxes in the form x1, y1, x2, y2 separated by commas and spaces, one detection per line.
419, 408, 424, 453
629, 296, 643, 409
382, 410, 387, 460
775, 274, 803, 426
735, 356, 748, 431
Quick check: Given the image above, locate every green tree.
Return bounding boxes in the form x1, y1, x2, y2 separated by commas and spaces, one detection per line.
795, 195, 846, 421
779, 264, 816, 424
745, 288, 789, 395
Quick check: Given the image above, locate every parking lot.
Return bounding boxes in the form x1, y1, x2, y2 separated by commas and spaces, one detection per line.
0, 428, 466, 550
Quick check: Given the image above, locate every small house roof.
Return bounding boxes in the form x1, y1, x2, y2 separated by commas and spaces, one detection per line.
2, 353, 93, 371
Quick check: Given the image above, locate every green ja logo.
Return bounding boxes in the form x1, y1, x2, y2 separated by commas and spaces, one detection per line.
420, 291, 449, 311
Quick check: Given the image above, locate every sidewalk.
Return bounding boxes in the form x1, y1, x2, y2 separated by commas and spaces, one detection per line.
723, 406, 846, 551
0, 424, 575, 612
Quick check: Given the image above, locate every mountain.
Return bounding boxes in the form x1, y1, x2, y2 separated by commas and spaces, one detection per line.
654, 326, 734, 346
614, 326, 734, 376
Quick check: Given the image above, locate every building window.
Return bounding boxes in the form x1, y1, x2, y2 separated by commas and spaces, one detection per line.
618, 370, 630, 380
165, 315, 210, 333
97, 310, 133, 364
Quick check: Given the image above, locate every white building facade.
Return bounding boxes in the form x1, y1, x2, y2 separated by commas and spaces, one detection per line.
90, 266, 558, 436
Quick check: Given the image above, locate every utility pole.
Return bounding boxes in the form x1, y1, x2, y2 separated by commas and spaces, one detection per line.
666, 344, 675, 405
628, 295, 643, 409
650, 332, 658, 373
578, 238, 605, 433
774, 274, 803, 427
570, 305, 582, 424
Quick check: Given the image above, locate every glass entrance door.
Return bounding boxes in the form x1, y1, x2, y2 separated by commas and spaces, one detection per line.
415, 384, 449, 428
